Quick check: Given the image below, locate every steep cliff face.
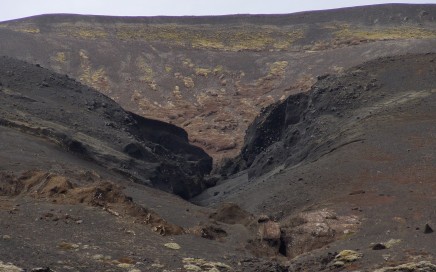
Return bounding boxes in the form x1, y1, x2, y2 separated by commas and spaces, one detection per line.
221, 53, 436, 179
1, 4, 436, 160
0, 56, 212, 198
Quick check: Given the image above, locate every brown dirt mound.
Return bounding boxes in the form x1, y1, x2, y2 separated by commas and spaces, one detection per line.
209, 203, 254, 225
0, 170, 184, 235
20, 171, 75, 199
188, 223, 228, 240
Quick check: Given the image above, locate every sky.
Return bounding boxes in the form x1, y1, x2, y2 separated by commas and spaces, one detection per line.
0, 0, 435, 22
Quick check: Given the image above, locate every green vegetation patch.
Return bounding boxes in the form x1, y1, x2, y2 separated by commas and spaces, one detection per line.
335, 25, 436, 41
53, 52, 67, 63
5, 23, 40, 34
115, 23, 305, 51
53, 23, 108, 39
17, 27, 40, 34
194, 67, 212, 77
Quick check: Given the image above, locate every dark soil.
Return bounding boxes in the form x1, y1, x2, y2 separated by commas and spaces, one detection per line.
1, 52, 434, 272
0, 56, 211, 199
0, 6, 436, 272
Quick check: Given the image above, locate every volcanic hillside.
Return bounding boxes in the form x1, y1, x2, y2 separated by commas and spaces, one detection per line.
194, 53, 436, 270
0, 52, 434, 272
0, 5, 436, 272
1, 4, 436, 160
0, 56, 212, 199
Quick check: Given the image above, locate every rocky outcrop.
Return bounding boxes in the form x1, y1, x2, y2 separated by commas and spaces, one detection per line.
0, 56, 212, 198
221, 53, 436, 178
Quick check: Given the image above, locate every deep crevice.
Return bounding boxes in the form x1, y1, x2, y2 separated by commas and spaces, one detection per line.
278, 236, 287, 257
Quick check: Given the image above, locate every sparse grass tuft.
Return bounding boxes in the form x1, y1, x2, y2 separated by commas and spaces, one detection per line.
79, 49, 110, 92
268, 61, 288, 77
183, 77, 195, 88
52, 23, 108, 39
164, 65, 173, 73
19, 27, 40, 34
136, 55, 155, 86
194, 67, 212, 77
74, 28, 108, 39
9, 24, 40, 34
53, 52, 66, 63
192, 39, 226, 50
335, 25, 436, 41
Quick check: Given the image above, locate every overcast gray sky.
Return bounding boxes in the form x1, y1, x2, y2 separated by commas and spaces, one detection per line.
1, 0, 435, 22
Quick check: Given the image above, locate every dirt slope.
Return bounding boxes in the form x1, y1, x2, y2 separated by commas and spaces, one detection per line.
0, 56, 212, 198
1, 4, 436, 160
196, 53, 436, 271
0, 54, 435, 272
